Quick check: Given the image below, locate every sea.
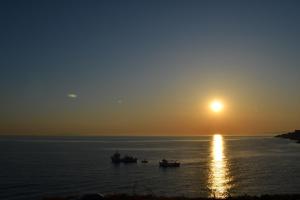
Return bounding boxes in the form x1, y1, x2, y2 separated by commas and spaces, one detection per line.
1, 135, 300, 200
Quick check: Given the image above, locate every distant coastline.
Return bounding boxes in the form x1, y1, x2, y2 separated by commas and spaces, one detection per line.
275, 130, 300, 143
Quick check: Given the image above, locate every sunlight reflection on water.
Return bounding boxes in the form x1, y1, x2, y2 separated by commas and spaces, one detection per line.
208, 134, 232, 198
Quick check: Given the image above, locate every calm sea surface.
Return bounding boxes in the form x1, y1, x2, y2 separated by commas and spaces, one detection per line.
0, 135, 300, 199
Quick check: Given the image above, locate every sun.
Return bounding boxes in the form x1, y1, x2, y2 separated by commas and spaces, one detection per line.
210, 100, 224, 113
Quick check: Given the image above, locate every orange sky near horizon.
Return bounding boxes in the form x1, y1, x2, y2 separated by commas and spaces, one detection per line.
1, 92, 298, 136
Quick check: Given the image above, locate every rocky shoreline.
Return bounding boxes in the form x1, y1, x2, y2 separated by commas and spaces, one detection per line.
42, 194, 300, 200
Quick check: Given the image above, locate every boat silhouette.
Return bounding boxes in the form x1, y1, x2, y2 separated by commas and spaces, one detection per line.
111, 152, 137, 164
159, 159, 180, 167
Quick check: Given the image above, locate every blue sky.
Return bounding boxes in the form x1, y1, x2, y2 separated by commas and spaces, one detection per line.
1, 0, 300, 135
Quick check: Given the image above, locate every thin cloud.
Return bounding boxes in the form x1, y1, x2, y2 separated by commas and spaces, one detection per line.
68, 93, 78, 99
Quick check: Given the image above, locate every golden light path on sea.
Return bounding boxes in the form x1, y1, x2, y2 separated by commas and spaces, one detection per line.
208, 134, 231, 198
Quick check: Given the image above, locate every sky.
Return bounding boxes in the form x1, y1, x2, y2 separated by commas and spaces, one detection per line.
1, 0, 300, 136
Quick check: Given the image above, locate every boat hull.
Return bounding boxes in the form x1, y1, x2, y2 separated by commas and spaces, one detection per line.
159, 161, 180, 168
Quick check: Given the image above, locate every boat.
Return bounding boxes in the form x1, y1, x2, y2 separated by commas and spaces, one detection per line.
159, 159, 180, 167
141, 159, 148, 163
121, 155, 138, 163
111, 151, 122, 164
111, 152, 137, 164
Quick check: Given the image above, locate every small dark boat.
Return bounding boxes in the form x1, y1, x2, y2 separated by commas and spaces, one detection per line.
111, 152, 137, 164
111, 151, 121, 164
159, 159, 180, 168
141, 159, 148, 163
121, 155, 138, 163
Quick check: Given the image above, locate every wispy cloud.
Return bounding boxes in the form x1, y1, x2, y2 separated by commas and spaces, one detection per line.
67, 93, 78, 99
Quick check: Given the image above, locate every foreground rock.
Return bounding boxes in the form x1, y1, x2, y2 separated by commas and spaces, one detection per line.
80, 193, 105, 200
275, 130, 300, 143
42, 194, 300, 200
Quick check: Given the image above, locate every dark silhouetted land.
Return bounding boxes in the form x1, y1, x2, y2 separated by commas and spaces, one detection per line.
275, 130, 300, 143
42, 194, 300, 200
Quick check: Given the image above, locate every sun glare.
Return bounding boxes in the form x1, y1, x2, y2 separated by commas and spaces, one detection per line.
209, 134, 231, 198
210, 100, 224, 113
